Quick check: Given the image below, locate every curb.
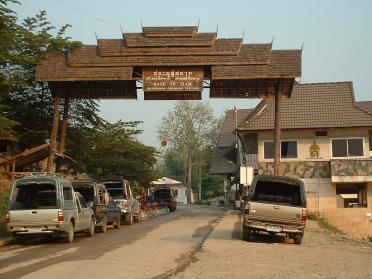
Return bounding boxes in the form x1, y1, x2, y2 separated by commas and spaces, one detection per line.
181, 203, 227, 210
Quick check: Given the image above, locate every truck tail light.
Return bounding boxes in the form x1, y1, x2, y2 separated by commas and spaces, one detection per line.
124, 203, 128, 209
301, 209, 307, 222
57, 210, 64, 222
95, 207, 100, 216
5, 213, 10, 224
244, 204, 250, 215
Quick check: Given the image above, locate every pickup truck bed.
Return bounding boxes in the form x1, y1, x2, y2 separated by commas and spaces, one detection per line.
242, 175, 307, 244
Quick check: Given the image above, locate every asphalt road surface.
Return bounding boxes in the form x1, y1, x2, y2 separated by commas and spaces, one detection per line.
0, 205, 225, 279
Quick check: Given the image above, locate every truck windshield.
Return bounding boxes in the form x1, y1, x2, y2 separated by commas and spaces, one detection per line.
103, 183, 126, 199
10, 182, 57, 210
73, 186, 94, 203
252, 180, 302, 206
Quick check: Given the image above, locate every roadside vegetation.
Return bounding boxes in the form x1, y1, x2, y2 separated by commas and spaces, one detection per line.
0, 0, 157, 234
157, 101, 224, 203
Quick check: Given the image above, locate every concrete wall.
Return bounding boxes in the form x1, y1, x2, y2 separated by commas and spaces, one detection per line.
321, 207, 372, 239
258, 129, 370, 162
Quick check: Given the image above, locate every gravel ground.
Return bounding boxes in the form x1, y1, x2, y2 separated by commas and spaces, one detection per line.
173, 212, 372, 279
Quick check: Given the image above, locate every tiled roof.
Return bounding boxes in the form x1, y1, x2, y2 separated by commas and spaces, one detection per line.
356, 101, 372, 114
97, 38, 243, 56
238, 82, 372, 131
36, 26, 301, 84
209, 147, 236, 175
209, 109, 252, 175
219, 109, 252, 147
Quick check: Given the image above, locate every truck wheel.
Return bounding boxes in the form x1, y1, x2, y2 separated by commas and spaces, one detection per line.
87, 218, 95, 237
114, 215, 121, 229
64, 221, 74, 243
99, 215, 107, 233
134, 210, 141, 223
125, 213, 133, 225
294, 237, 303, 245
14, 234, 26, 244
242, 227, 253, 242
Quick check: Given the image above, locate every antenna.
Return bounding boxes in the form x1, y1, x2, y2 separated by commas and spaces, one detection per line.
242, 30, 245, 42
216, 24, 219, 35
197, 19, 200, 29
141, 19, 143, 28
120, 25, 124, 34
94, 32, 98, 41
271, 36, 275, 45
301, 42, 304, 52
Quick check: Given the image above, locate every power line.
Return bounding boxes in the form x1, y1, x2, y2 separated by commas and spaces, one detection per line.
54, 0, 121, 30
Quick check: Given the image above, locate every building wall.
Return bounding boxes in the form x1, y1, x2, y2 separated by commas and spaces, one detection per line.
258, 129, 370, 162
174, 185, 187, 204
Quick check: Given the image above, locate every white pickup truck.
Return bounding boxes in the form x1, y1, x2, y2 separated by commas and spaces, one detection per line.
99, 179, 140, 224
6, 174, 95, 243
242, 175, 307, 244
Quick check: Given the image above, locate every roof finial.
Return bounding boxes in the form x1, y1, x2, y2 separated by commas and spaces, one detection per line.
197, 19, 200, 29
242, 30, 245, 42
216, 24, 219, 35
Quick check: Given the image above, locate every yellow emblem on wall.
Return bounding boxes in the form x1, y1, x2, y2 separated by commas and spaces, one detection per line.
309, 139, 320, 158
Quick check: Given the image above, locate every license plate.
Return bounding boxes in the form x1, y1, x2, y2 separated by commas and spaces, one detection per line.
27, 227, 43, 232
266, 225, 282, 232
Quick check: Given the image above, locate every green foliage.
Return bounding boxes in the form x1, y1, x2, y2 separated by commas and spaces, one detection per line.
65, 120, 158, 187
159, 101, 219, 201
201, 175, 224, 199
0, 1, 89, 149
193, 200, 211, 206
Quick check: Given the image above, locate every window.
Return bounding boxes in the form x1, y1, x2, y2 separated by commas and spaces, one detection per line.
63, 186, 73, 200
315, 131, 327, 137
332, 138, 364, 158
281, 141, 297, 158
264, 142, 274, 159
263, 140, 297, 159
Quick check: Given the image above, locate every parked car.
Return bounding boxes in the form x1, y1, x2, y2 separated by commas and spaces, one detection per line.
153, 186, 177, 212
99, 179, 140, 224
6, 174, 95, 243
242, 175, 307, 244
72, 180, 121, 232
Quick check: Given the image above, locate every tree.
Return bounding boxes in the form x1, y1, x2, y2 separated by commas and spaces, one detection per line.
159, 101, 219, 202
65, 120, 158, 186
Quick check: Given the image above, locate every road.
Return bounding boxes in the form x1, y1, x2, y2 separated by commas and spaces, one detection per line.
0, 205, 224, 279
1, 206, 372, 279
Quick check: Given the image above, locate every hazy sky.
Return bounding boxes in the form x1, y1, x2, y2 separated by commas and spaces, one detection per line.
12, 0, 372, 147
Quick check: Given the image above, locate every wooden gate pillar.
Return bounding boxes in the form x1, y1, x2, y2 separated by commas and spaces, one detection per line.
56, 98, 69, 173
46, 96, 61, 173
273, 79, 282, 176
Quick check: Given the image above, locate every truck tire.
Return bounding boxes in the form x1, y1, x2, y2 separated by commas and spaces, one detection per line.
64, 221, 74, 243
125, 213, 133, 225
114, 215, 121, 229
242, 227, 253, 242
294, 236, 303, 245
87, 218, 95, 237
134, 211, 141, 223
99, 215, 107, 233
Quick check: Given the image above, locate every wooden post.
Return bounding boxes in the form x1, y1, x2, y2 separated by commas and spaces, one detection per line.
56, 98, 69, 173
46, 96, 61, 173
274, 79, 282, 176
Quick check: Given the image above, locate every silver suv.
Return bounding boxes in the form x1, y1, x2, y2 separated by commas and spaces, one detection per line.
6, 174, 95, 243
